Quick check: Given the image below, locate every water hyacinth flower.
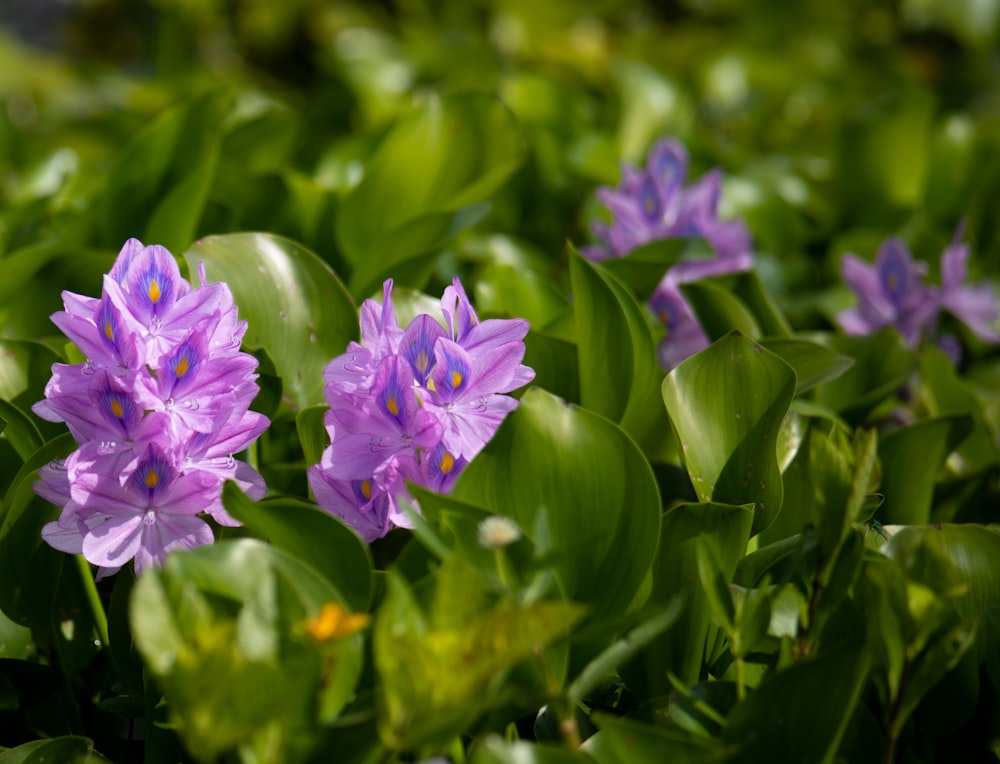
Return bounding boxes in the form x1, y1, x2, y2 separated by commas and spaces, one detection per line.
838, 229, 1000, 356
582, 137, 754, 369
308, 277, 534, 543
33, 238, 268, 576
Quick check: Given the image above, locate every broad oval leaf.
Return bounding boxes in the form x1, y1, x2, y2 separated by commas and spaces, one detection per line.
183, 232, 358, 412
451, 388, 661, 620
683, 281, 762, 340
0, 736, 112, 764
878, 414, 973, 525
813, 329, 917, 423
663, 332, 796, 534
568, 247, 665, 449
222, 482, 373, 612
623, 502, 753, 694
760, 337, 855, 394
336, 93, 524, 296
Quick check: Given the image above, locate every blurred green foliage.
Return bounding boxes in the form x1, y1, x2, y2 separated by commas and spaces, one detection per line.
1, 1, 1000, 763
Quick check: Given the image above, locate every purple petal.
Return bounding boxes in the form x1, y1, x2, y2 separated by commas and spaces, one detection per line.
82, 514, 145, 570
132, 513, 214, 575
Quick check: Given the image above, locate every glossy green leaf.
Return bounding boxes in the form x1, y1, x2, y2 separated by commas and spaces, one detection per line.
885, 524, 1000, 661
337, 94, 524, 295
916, 344, 1000, 475
814, 329, 917, 422
451, 388, 661, 620
473, 264, 569, 330
295, 404, 330, 469
0, 736, 112, 763
222, 483, 372, 612
183, 232, 358, 412
877, 415, 973, 525
568, 247, 665, 448
733, 270, 792, 338
760, 337, 855, 394
0, 399, 42, 461
0, 339, 62, 414
723, 642, 870, 764
683, 281, 762, 340
624, 502, 753, 692
663, 332, 796, 534
523, 330, 580, 405
600, 238, 692, 299
0, 433, 76, 629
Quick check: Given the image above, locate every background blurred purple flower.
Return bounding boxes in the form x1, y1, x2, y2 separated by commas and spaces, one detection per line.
34, 238, 268, 577
582, 137, 754, 370
837, 230, 999, 357
309, 277, 533, 542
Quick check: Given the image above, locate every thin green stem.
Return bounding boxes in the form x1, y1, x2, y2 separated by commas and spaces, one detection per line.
76, 554, 110, 648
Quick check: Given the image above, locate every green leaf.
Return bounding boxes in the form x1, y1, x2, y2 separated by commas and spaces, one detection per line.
130, 539, 364, 763
600, 238, 692, 299
473, 738, 598, 764
523, 330, 580, 405
0, 399, 42, 461
183, 232, 358, 412
916, 344, 1000, 475
337, 94, 524, 296
568, 247, 665, 448
683, 281, 762, 340
222, 483, 372, 612
102, 91, 230, 252
473, 264, 569, 330
877, 415, 973, 525
662, 332, 796, 535
584, 713, 729, 764
0, 433, 76, 630
0, 736, 112, 763
566, 597, 683, 708
451, 388, 661, 620
760, 338, 855, 395
375, 559, 584, 751
696, 538, 737, 636
884, 524, 1000, 663
733, 270, 792, 338
723, 642, 871, 764
814, 329, 917, 422
624, 502, 753, 692
295, 404, 329, 469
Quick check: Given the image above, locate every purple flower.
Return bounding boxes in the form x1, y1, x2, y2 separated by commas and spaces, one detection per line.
837, 237, 938, 347
33, 238, 268, 576
939, 235, 1000, 343
309, 277, 533, 542
648, 280, 711, 371
837, 230, 999, 356
582, 138, 754, 370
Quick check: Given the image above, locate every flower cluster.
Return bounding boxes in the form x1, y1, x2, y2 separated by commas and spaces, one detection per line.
582, 138, 754, 369
838, 229, 1000, 359
308, 278, 534, 542
33, 239, 268, 577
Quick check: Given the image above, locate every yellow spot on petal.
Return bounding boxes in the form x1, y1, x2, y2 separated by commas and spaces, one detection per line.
148, 279, 161, 303
440, 451, 455, 475
416, 351, 429, 374
104, 321, 114, 340
450, 370, 463, 388
360, 479, 372, 501
175, 355, 189, 377
305, 602, 370, 642
111, 398, 124, 418
387, 396, 399, 416
144, 469, 159, 488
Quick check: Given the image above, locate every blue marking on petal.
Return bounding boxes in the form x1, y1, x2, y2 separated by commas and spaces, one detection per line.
638, 176, 662, 223
132, 450, 175, 503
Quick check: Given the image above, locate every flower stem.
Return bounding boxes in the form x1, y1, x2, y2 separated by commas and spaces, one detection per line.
76, 554, 110, 649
